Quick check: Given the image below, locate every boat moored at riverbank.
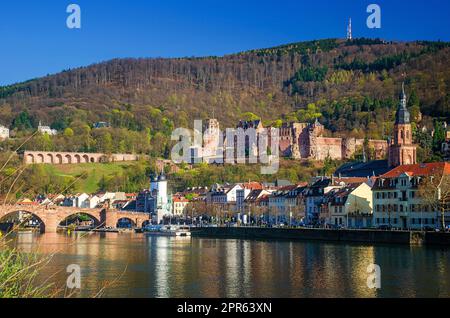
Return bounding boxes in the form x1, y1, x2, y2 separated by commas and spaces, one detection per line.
144, 225, 191, 237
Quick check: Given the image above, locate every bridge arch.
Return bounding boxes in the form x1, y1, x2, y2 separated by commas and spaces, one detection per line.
116, 217, 136, 229
59, 212, 101, 228
74, 154, 81, 164
0, 210, 46, 233
64, 154, 72, 164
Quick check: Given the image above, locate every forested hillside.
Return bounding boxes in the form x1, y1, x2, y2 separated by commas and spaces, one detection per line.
0, 38, 449, 159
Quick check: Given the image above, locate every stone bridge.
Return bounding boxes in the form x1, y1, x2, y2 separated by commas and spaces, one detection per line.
0, 204, 151, 233
22, 151, 140, 165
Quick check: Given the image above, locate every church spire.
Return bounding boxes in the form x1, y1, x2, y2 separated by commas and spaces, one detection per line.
400, 82, 407, 108
395, 82, 410, 125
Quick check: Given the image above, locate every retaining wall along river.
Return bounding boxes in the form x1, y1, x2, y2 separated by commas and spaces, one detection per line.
192, 227, 450, 246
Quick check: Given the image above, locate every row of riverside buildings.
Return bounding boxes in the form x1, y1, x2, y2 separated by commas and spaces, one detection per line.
133, 84, 450, 230
159, 161, 449, 230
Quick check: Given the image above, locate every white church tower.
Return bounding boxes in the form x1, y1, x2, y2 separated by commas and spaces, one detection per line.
150, 170, 172, 223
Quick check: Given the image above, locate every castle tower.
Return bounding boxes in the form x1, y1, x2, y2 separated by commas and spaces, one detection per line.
203, 119, 221, 159
388, 83, 417, 167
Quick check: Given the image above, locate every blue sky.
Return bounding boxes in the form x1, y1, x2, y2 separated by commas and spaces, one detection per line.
0, 0, 449, 86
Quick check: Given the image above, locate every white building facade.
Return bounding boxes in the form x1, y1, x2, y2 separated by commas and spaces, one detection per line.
38, 122, 58, 136
0, 125, 9, 140
372, 163, 450, 230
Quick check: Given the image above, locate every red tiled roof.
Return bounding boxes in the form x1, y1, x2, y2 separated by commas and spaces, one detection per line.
381, 162, 450, 178
242, 182, 263, 190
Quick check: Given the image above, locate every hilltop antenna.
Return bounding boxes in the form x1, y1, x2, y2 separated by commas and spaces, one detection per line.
347, 18, 352, 40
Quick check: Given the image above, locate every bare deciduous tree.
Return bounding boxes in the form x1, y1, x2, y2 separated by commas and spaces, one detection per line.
418, 174, 450, 230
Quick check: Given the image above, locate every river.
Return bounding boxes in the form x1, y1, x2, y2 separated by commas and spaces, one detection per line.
8, 232, 450, 298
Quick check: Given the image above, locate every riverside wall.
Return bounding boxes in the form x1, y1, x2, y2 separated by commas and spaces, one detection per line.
192, 227, 450, 246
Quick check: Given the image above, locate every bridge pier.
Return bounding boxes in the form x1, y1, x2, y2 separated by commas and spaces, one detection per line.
45, 213, 59, 233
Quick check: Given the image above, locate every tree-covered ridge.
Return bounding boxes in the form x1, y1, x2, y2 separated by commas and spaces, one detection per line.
0, 38, 449, 162
236, 39, 341, 56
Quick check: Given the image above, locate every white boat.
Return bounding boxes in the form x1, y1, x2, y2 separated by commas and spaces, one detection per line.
144, 225, 191, 237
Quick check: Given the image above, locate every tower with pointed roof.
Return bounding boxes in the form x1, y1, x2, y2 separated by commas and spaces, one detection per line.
388, 83, 417, 167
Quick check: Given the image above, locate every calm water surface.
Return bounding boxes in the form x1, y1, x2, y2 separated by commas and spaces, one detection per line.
10, 232, 450, 298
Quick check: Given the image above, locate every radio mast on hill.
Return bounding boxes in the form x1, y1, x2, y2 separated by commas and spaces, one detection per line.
347, 18, 352, 40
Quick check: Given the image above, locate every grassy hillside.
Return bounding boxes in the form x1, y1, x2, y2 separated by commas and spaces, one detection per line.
42, 162, 142, 194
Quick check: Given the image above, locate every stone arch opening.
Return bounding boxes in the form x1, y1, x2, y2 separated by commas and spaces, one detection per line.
37, 154, 44, 164
82, 155, 89, 163
65, 154, 72, 164
74, 155, 81, 164
26, 154, 35, 164
27, 154, 34, 163
117, 217, 136, 229
58, 212, 101, 229
0, 210, 46, 233
55, 154, 63, 164
90, 157, 95, 163
46, 153, 54, 164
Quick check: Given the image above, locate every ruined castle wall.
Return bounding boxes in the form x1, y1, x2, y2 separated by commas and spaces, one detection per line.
314, 138, 343, 161
368, 140, 388, 160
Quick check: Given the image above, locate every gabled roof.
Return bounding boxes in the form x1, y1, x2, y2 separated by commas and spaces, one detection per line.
242, 182, 263, 190
173, 197, 190, 203
381, 162, 450, 178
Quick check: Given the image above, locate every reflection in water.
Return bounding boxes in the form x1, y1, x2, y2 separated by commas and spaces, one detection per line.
7, 232, 450, 298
